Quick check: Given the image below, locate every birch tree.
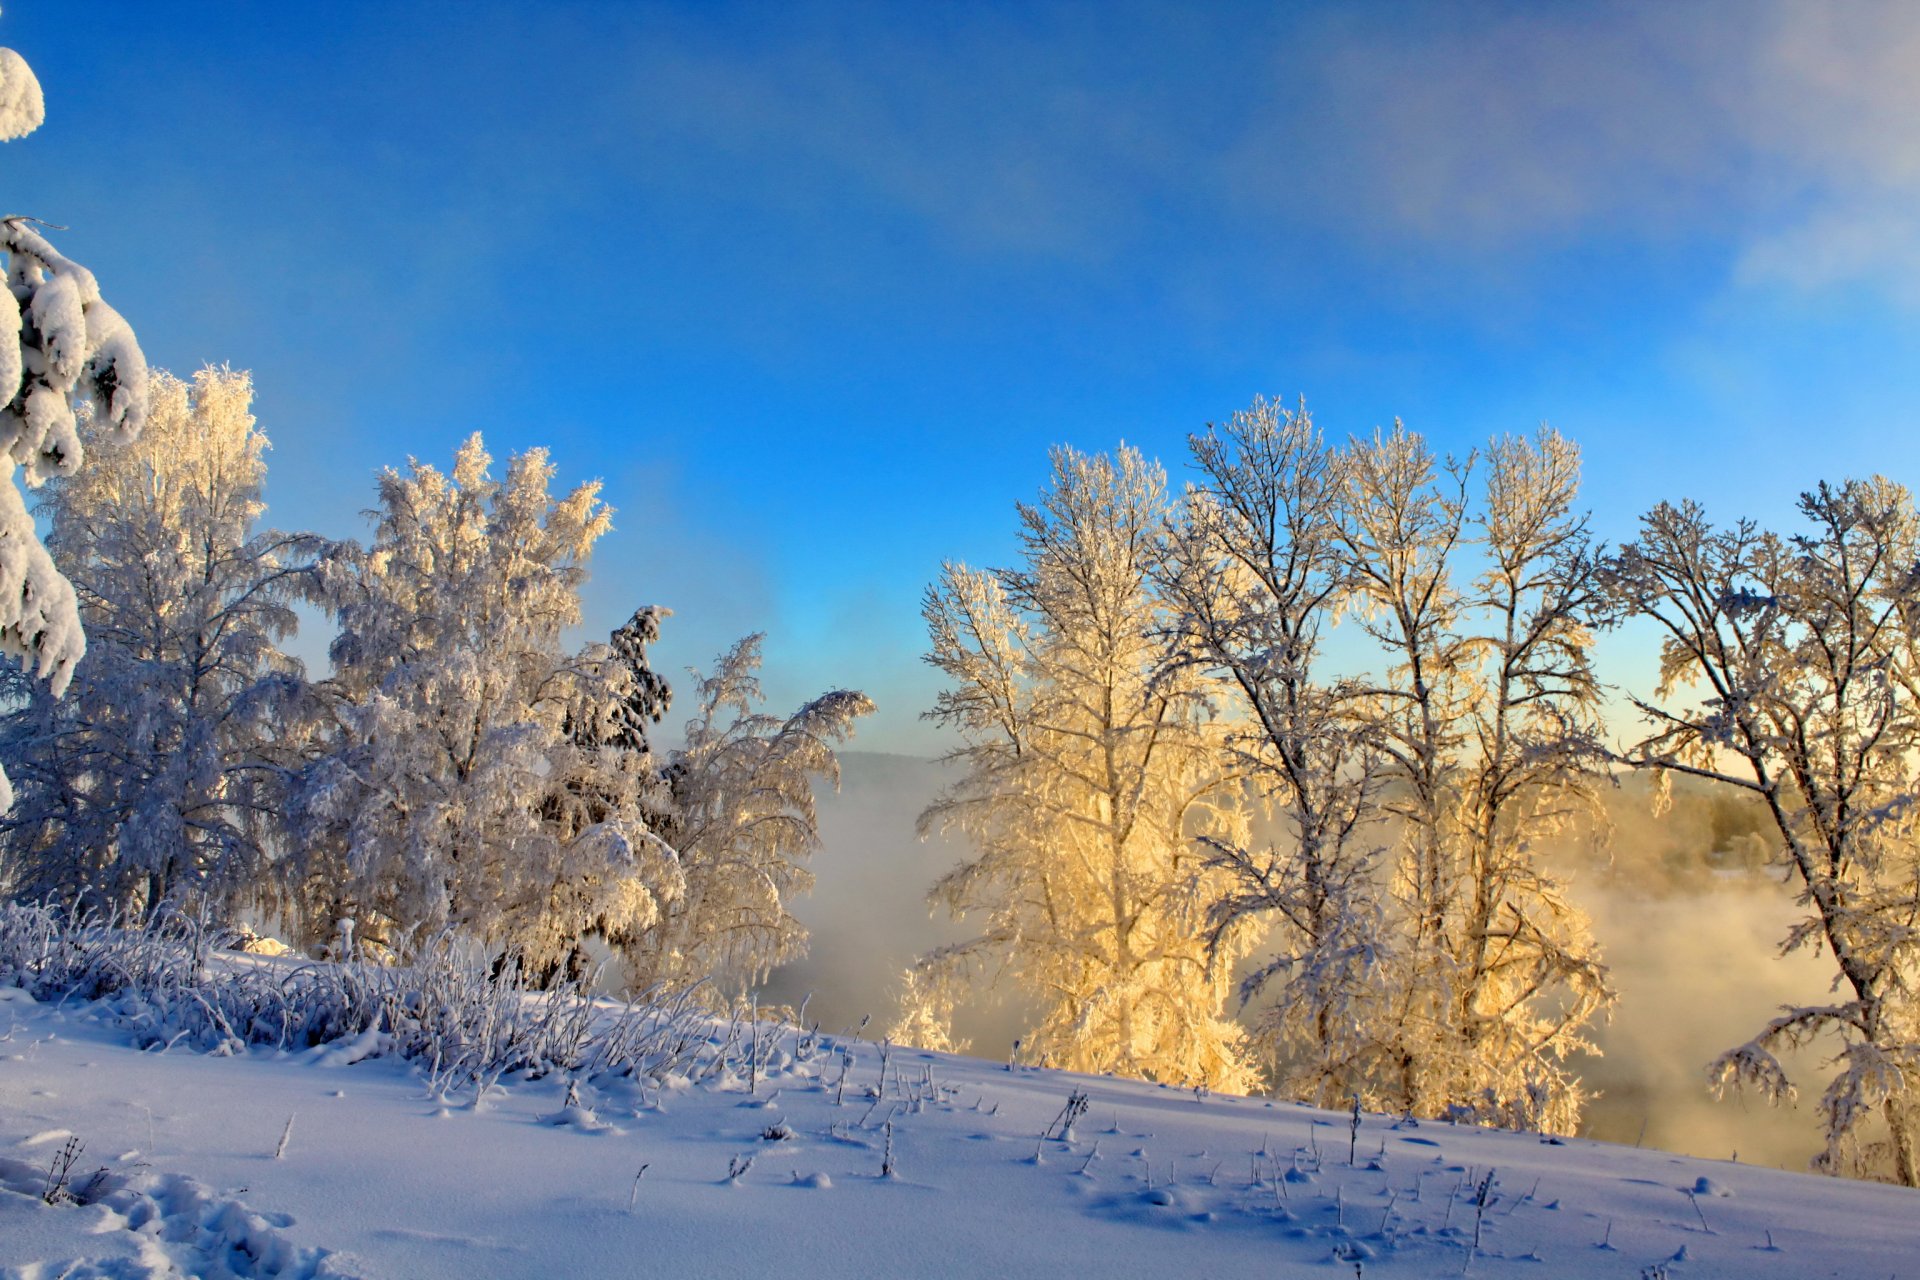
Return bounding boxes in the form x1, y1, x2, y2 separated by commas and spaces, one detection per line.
621, 634, 873, 997
0, 369, 317, 917
907, 446, 1260, 1090
294, 436, 680, 969
1609, 480, 1920, 1184
1337, 425, 1611, 1133
1160, 398, 1388, 1105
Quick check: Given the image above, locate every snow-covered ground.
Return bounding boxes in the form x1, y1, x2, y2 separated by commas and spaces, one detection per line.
3, 981, 1915, 1279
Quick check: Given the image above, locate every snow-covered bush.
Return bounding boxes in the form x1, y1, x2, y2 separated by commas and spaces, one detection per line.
0, 901, 200, 1002
0, 902, 714, 1095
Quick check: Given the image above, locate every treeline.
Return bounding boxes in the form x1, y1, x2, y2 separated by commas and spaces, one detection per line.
897, 399, 1920, 1186
0, 368, 871, 994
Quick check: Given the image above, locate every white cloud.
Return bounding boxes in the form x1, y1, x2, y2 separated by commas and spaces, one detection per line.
1250, 2, 1920, 298
596, 2, 1920, 304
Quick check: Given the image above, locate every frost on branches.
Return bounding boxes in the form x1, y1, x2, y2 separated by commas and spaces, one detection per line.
1160, 399, 1390, 1107
0, 43, 42, 141
0, 31, 150, 813
623, 635, 873, 997
295, 436, 680, 973
293, 436, 871, 990
1155, 409, 1613, 1130
905, 447, 1260, 1092
1609, 479, 1920, 1185
0, 369, 317, 916
1332, 425, 1613, 1135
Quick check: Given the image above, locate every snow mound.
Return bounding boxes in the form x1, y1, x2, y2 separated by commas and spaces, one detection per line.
0, 1155, 361, 1279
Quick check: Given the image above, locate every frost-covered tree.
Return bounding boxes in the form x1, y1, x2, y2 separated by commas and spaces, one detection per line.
294, 436, 679, 970
621, 634, 872, 997
1160, 399, 1388, 1105
1335, 425, 1611, 1133
1609, 480, 1920, 1184
0, 26, 149, 813
0, 369, 317, 917
907, 446, 1260, 1090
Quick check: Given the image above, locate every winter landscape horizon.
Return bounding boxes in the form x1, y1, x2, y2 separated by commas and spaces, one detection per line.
6, 2, 1920, 1276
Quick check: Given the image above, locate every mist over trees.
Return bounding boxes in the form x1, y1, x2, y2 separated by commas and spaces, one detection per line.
0, 358, 1913, 1184
900, 400, 1920, 1184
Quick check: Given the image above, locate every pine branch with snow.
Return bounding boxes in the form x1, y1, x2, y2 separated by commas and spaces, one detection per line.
0, 27, 149, 815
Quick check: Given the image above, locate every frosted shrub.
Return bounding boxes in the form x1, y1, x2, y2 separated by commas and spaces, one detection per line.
0, 904, 709, 1093
0, 902, 201, 1001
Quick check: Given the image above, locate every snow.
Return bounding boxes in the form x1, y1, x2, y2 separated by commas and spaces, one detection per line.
4, 973, 1917, 1279
0, 47, 43, 142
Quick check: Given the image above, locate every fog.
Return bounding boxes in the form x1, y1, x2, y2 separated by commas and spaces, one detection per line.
758, 752, 1037, 1053
765, 753, 1841, 1174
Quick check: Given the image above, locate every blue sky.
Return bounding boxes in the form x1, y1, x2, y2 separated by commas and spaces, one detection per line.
10, 1, 1920, 752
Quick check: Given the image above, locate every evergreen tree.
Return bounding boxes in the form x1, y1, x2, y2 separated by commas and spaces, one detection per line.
0, 25, 149, 813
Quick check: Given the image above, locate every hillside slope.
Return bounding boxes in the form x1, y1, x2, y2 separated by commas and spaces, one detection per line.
2, 983, 1913, 1280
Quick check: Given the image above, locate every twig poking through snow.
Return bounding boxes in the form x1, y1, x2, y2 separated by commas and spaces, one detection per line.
41, 1135, 83, 1204
1685, 1187, 1714, 1234
628, 1164, 649, 1211
273, 1114, 295, 1160
1045, 1089, 1090, 1142
1464, 1167, 1497, 1275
